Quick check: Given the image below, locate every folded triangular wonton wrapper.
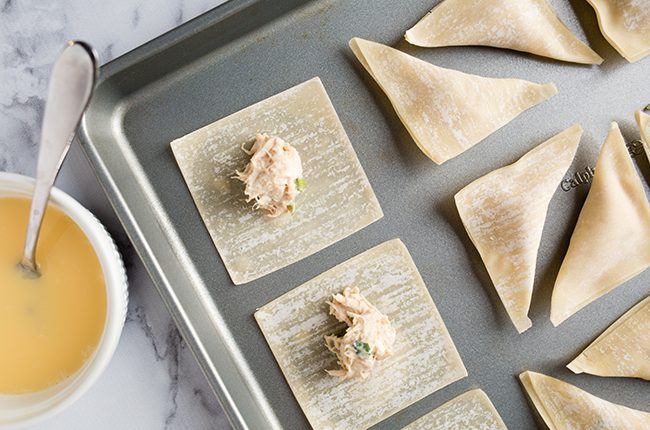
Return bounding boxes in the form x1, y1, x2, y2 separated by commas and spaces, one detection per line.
587, 0, 650, 63
519, 371, 650, 429
568, 296, 650, 380
551, 123, 650, 326
455, 125, 582, 333
349, 37, 558, 164
635, 109, 650, 165
401, 389, 507, 430
405, 0, 603, 65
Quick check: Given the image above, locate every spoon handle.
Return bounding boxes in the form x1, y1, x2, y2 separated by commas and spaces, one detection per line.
21, 41, 98, 274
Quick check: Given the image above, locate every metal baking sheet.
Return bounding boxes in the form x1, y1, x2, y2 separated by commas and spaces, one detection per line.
77, 0, 650, 428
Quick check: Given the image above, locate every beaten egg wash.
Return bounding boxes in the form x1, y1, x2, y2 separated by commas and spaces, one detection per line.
0, 197, 106, 394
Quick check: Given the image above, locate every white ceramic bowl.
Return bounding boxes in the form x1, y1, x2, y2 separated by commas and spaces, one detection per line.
0, 172, 128, 429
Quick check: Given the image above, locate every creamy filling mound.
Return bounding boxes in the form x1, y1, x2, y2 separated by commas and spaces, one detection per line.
325, 287, 396, 380
235, 133, 305, 217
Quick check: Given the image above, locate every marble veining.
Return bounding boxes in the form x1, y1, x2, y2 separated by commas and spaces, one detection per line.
0, 0, 231, 429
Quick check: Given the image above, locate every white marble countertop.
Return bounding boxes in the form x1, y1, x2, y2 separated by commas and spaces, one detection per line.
1, 1, 232, 429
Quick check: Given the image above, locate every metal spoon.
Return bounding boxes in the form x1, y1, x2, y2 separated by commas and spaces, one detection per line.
19, 41, 98, 277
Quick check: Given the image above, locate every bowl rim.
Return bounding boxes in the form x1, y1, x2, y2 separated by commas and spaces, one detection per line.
0, 172, 128, 429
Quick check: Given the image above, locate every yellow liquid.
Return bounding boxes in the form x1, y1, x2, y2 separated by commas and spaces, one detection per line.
0, 197, 107, 394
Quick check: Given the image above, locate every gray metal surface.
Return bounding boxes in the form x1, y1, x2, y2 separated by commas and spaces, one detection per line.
77, 0, 650, 428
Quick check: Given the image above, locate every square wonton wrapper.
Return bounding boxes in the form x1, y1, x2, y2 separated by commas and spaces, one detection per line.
171, 78, 383, 285
255, 239, 467, 430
